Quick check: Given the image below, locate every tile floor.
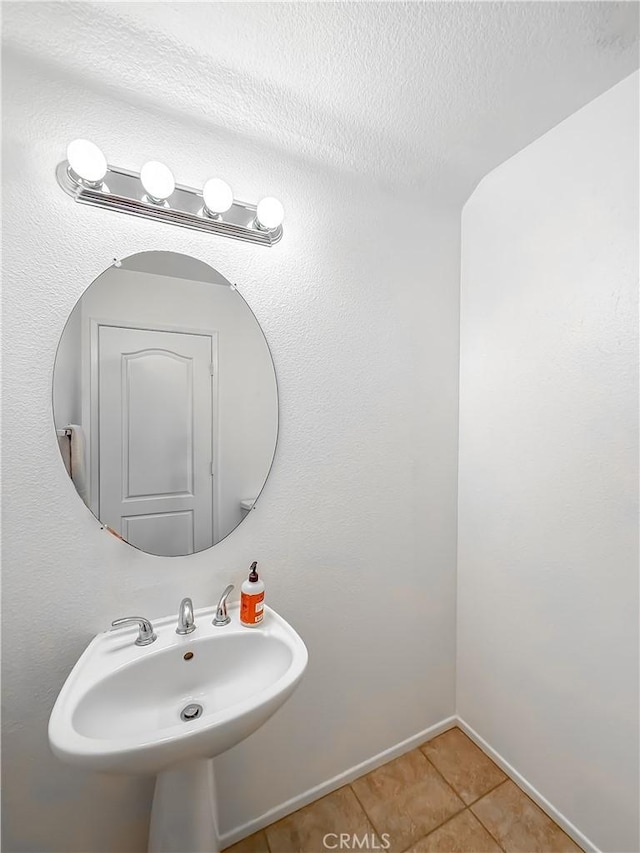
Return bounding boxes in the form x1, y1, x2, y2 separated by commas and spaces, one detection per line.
223, 727, 583, 853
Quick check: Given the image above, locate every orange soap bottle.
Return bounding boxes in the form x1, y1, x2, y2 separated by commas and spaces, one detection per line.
240, 561, 265, 627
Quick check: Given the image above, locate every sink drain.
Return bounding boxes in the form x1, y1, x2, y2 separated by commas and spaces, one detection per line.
180, 703, 203, 722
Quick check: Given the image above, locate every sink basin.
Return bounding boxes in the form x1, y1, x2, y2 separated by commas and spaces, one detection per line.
49, 603, 307, 776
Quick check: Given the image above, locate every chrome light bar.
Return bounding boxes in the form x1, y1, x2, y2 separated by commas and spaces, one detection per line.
56, 161, 283, 247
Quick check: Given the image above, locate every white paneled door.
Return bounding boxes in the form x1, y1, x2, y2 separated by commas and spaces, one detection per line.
98, 325, 214, 556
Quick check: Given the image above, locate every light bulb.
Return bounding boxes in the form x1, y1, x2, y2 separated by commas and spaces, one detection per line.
202, 178, 233, 216
140, 161, 175, 202
256, 197, 285, 230
67, 139, 107, 185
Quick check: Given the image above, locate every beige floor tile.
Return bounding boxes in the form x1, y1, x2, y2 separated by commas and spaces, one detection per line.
421, 728, 506, 805
223, 830, 270, 853
265, 786, 376, 853
405, 810, 502, 852
471, 781, 583, 853
350, 749, 464, 853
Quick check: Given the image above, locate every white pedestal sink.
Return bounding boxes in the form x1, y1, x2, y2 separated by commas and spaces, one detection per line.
48, 603, 308, 853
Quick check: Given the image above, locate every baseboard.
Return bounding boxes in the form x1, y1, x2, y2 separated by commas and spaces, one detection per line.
218, 715, 457, 848
455, 716, 600, 853
221, 714, 600, 852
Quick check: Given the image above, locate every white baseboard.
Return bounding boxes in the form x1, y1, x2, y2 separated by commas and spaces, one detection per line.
218, 715, 457, 848
455, 717, 600, 853
220, 714, 599, 852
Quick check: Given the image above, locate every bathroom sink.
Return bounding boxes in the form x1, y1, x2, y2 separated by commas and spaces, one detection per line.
49, 603, 308, 775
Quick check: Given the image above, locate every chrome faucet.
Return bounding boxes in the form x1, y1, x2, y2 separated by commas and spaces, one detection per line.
176, 597, 196, 635
111, 616, 157, 646
213, 584, 234, 626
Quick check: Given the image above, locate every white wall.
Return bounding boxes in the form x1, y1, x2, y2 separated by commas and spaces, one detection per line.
457, 72, 639, 853
1, 53, 460, 852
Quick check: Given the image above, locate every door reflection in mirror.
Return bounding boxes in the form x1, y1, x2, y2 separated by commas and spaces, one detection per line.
52, 252, 278, 556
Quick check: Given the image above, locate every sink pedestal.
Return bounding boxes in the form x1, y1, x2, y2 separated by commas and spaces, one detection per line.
148, 759, 219, 853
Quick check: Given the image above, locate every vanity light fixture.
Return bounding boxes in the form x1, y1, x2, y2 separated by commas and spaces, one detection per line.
56, 140, 284, 246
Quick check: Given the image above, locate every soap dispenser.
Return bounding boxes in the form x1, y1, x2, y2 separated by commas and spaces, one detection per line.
240, 561, 265, 627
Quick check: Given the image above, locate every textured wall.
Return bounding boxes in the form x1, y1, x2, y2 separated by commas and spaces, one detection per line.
1, 54, 460, 852
457, 72, 639, 853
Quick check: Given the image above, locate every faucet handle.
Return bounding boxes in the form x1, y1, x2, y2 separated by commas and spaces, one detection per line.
213, 584, 234, 626
111, 616, 157, 646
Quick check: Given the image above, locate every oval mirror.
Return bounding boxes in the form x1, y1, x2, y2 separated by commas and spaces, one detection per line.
52, 251, 278, 556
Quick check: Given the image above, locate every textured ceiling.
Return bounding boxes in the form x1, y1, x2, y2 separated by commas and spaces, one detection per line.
3, 1, 639, 202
